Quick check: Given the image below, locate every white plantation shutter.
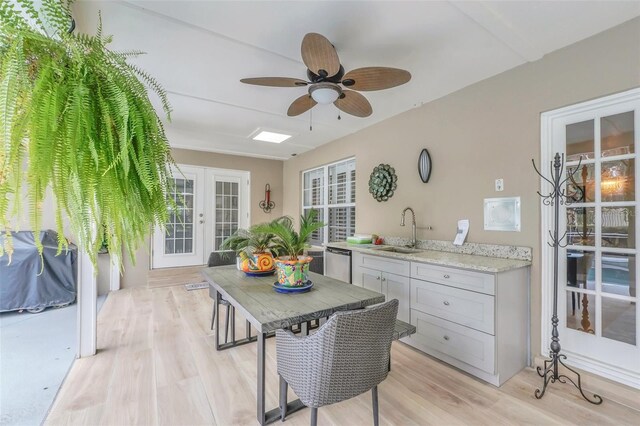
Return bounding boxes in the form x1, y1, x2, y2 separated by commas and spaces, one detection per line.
303, 158, 356, 246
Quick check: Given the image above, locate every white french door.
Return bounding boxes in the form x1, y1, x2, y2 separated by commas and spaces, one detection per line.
152, 165, 249, 269
541, 88, 640, 388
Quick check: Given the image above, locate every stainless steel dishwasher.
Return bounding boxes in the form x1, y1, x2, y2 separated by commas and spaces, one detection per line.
325, 246, 352, 284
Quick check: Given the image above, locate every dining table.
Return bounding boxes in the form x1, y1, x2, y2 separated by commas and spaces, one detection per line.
202, 265, 386, 425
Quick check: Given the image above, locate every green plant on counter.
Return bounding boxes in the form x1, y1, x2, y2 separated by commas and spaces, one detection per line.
0, 0, 175, 266
252, 209, 324, 261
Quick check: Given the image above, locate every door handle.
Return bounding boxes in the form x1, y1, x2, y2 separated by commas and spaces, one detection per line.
199, 219, 205, 224
443, 301, 450, 306
443, 335, 450, 341
443, 274, 450, 279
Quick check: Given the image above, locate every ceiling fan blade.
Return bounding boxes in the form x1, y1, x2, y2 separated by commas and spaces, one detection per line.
287, 94, 317, 116
334, 90, 372, 118
240, 77, 308, 87
301, 33, 340, 77
342, 67, 411, 91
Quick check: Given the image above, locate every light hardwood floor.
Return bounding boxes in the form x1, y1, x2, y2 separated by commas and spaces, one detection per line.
46, 285, 640, 426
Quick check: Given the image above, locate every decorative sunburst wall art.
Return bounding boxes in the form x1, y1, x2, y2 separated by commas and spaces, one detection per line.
369, 164, 398, 202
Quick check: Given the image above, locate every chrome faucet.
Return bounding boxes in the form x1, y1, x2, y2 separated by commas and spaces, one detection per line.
400, 207, 417, 248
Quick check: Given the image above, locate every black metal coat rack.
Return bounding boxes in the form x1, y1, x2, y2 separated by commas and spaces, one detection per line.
532, 152, 603, 405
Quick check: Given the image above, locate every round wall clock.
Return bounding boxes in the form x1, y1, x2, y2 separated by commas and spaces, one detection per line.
369, 164, 398, 202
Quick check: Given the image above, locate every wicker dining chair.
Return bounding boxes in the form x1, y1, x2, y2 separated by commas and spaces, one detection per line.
276, 299, 399, 426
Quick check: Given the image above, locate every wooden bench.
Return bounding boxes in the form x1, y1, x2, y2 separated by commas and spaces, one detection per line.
393, 319, 416, 340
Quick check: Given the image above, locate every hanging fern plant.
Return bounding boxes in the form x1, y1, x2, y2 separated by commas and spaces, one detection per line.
0, 0, 175, 266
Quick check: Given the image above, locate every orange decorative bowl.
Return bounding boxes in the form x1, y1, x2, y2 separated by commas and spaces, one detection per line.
241, 253, 275, 275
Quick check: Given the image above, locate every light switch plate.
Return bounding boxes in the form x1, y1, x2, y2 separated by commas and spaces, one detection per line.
495, 179, 504, 191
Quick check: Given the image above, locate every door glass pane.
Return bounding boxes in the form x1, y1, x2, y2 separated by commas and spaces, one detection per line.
601, 111, 634, 157
566, 119, 594, 162
566, 163, 596, 202
601, 207, 635, 249
602, 297, 636, 345
566, 207, 595, 246
601, 253, 635, 296
566, 291, 596, 335
214, 180, 240, 251
164, 177, 195, 254
601, 159, 635, 202
567, 250, 596, 291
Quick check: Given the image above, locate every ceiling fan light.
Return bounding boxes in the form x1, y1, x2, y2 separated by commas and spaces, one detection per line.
310, 83, 341, 105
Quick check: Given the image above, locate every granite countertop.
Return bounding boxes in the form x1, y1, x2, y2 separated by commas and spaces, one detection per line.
326, 242, 531, 273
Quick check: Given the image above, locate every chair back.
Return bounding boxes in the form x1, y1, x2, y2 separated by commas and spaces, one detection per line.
207, 251, 235, 267
276, 299, 398, 408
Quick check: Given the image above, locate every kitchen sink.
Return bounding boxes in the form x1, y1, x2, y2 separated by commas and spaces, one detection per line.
371, 246, 424, 254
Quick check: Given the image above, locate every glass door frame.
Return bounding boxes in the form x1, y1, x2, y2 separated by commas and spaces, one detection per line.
203, 168, 250, 256
540, 87, 640, 389
152, 165, 250, 269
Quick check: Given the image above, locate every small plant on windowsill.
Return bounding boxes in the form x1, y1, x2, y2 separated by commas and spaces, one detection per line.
221, 226, 278, 275
252, 209, 325, 287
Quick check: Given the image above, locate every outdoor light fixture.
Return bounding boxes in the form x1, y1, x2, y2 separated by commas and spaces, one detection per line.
309, 83, 342, 104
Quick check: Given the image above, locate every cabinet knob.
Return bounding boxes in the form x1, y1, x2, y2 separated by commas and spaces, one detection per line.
443, 274, 450, 279
443, 301, 450, 306
443, 335, 450, 341
376, 276, 380, 280
382, 277, 386, 282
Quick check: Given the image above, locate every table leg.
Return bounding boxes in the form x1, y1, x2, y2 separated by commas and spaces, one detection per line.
231, 305, 236, 343
257, 331, 266, 425
215, 291, 221, 350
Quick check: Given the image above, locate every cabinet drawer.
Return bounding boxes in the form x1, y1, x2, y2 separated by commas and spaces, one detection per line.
411, 262, 495, 295
410, 310, 495, 374
353, 252, 410, 277
411, 279, 495, 335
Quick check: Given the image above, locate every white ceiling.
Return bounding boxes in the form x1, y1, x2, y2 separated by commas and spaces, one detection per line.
73, 1, 640, 160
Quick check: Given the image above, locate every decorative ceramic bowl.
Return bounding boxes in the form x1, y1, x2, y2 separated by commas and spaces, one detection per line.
275, 256, 313, 287
241, 253, 275, 275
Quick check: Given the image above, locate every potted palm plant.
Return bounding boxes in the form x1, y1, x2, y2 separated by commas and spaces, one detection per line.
253, 210, 324, 287
221, 226, 277, 275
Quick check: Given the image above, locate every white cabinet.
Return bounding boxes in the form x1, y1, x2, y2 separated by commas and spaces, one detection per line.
350, 249, 530, 387
408, 262, 529, 387
352, 252, 410, 323
411, 279, 494, 335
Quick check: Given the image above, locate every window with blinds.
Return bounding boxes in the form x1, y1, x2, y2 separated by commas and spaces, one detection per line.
302, 158, 356, 246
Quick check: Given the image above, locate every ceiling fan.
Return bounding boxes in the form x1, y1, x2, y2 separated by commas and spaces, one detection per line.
240, 33, 411, 118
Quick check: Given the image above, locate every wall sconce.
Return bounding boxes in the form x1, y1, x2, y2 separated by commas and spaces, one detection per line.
259, 184, 275, 213
418, 149, 432, 183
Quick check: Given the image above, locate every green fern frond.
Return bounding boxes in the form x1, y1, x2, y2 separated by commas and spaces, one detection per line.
0, 0, 174, 268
